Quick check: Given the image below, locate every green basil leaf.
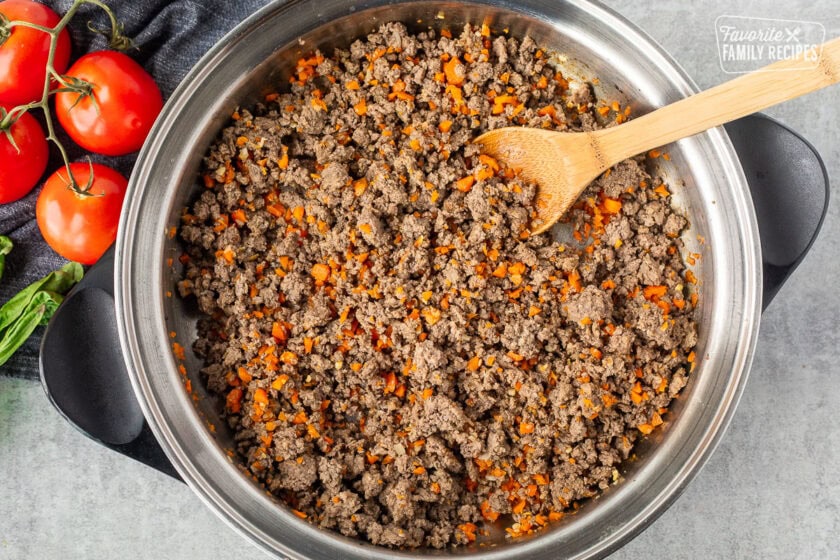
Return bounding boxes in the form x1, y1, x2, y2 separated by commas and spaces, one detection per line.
0, 262, 83, 334
0, 235, 12, 281
0, 291, 64, 366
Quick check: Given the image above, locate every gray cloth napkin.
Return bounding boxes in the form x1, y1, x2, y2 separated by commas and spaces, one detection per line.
0, 0, 269, 379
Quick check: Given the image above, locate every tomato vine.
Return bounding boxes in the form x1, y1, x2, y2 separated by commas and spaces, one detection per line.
0, 0, 131, 195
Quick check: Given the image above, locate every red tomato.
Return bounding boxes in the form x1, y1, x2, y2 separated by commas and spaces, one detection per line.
0, 110, 48, 203
36, 163, 128, 264
0, 0, 71, 107
55, 51, 163, 156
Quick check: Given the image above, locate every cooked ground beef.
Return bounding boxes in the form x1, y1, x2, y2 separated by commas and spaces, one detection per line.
177, 22, 698, 549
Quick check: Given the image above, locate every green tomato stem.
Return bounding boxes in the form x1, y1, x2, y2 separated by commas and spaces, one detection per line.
2, 20, 54, 34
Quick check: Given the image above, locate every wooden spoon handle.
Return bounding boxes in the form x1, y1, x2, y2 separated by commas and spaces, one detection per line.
595, 37, 840, 164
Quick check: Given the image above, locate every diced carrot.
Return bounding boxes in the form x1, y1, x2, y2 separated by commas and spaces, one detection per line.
643, 285, 668, 300
446, 84, 463, 105
353, 98, 367, 116
568, 270, 581, 292
478, 154, 500, 172
311, 263, 331, 283
271, 321, 288, 342
651, 412, 664, 427
277, 146, 289, 169
266, 202, 285, 218
226, 388, 243, 413
548, 511, 565, 521
508, 262, 526, 276
231, 209, 247, 225
352, 177, 368, 196
220, 247, 235, 264
271, 375, 289, 391
467, 356, 481, 372
475, 167, 494, 181
533, 473, 550, 485
289, 206, 304, 223
480, 500, 499, 521
602, 197, 622, 214
443, 56, 464, 86
213, 214, 229, 232
455, 175, 475, 192
383, 371, 397, 394
459, 522, 477, 542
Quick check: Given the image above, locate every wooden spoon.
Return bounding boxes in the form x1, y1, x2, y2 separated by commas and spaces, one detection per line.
475, 37, 840, 234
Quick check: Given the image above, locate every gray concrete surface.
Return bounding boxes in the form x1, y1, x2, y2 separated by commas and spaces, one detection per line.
2, 0, 839, 558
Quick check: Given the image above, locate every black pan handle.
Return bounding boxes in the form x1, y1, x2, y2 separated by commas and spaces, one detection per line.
37, 114, 829, 478
724, 114, 829, 311
39, 246, 181, 481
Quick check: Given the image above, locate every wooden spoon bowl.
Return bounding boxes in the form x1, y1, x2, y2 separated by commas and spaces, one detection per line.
476, 37, 840, 234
